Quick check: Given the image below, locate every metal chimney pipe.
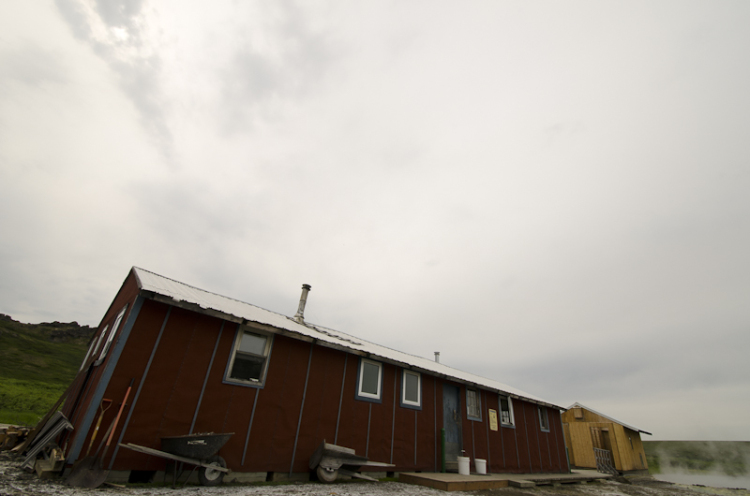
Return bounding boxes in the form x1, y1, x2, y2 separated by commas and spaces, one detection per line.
434, 352, 440, 363
294, 284, 312, 323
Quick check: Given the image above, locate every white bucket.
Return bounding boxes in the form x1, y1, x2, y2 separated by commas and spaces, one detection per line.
475, 458, 487, 475
457, 456, 470, 475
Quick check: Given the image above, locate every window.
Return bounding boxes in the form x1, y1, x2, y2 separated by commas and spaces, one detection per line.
499, 395, 515, 426
466, 388, 481, 420
538, 406, 550, 431
94, 305, 128, 366
79, 325, 107, 371
356, 358, 383, 402
400, 370, 421, 409
225, 327, 273, 386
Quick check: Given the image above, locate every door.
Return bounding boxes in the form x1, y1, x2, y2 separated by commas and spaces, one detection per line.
443, 384, 462, 471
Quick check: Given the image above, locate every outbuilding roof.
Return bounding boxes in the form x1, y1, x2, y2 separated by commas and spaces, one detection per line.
132, 266, 563, 410
566, 402, 652, 435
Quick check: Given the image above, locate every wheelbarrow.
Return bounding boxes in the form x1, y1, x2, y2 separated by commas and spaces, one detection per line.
120, 432, 233, 486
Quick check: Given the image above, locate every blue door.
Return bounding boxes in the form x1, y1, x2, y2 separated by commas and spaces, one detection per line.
443, 384, 462, 470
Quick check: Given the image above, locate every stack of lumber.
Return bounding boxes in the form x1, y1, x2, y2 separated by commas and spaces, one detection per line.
0, 425, 30, 451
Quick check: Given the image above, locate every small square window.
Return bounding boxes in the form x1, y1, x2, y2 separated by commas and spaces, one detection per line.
466, 388, 481, 420
225, 326, 273, 387
356, 358, 383, 402
401, 370, 421, 409
499, 395, 515, 426
538, 406, 550, 431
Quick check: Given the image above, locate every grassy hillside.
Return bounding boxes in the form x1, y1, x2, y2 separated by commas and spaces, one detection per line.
644, 441, 750, 476
0, 314, 94, 425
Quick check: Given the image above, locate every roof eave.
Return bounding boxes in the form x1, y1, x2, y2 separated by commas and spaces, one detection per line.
566, 402, 650, 434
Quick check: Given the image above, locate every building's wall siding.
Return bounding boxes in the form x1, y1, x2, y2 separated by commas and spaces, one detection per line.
563, 421, 596, 468
624, 426, 649, 471
614, 425, 649, 471
72, 296, 567, 475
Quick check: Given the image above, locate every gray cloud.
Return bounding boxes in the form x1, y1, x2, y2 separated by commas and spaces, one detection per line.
94, 0, 145, 29
218, 2, 338, 134
0, 42, 67, 87
54, 0, 174, 162
53, 0, 92, 41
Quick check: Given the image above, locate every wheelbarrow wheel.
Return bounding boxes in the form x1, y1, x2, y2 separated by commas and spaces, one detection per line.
199, 456, 226, 486
317, 465, 338, 483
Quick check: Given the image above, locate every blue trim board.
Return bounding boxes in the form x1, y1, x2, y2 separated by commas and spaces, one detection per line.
67, 296, 144, 464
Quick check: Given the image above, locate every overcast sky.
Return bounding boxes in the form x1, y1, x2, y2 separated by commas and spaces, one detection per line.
2, 0, 749, 442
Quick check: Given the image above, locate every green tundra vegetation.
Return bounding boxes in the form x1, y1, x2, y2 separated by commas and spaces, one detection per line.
0, 314, 93, 425
644, 441, 750, 476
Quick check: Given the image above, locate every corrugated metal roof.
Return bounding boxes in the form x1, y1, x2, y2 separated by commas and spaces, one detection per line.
566, 402, 652, 435
133, 266, 562, 409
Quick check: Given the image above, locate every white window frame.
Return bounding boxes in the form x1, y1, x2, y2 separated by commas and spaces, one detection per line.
401, 369, 421, 409
499, 395, 515, 426
94, 305, 127, 366
356, 358, 383, 402
79, 324, 107, 371
224, 326, 274, 387
466, 388, 482, 421
539, 406, 550, 431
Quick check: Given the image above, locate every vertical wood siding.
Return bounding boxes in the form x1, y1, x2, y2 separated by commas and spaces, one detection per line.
74, 295, 567, 475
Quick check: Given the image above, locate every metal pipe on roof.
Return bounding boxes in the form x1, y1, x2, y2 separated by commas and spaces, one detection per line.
293, 284, 312, 323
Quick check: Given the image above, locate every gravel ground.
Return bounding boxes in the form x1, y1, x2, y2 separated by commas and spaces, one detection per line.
2, 455, 748, 496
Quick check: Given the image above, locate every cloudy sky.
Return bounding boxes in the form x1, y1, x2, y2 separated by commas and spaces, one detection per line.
2, 0, 749, 441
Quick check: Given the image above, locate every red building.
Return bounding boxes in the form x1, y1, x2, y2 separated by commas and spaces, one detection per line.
61, 267, 567, 482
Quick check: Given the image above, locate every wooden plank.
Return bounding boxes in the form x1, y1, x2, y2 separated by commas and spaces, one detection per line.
118, 443, 230, 472
339, 468, 377, 481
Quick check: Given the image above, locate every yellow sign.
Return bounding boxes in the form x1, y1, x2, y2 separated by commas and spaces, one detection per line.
489, 409, 498, 431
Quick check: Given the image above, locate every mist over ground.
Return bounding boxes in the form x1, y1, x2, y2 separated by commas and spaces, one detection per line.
645, 441, 750, 490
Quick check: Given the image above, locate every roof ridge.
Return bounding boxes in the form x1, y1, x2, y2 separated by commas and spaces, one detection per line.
133, 266, 296, 322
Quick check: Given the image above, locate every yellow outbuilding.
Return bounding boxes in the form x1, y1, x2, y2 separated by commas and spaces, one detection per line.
562, 402, 651, 475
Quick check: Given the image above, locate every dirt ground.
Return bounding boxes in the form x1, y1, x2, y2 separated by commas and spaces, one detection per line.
1, 455, 748, 496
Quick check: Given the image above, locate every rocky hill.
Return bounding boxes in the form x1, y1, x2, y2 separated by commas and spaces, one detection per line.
0, 314, 94, 425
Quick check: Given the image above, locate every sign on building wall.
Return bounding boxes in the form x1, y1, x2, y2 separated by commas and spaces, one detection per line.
489, 409, 499, 431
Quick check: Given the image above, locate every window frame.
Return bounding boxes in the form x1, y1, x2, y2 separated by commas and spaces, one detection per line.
538, 406, 550, 432
223, 325, 274, 388
400, 369, 422, 410
499, 395, 515, 427
79, 324, 107, 371
466, 388, 482, 421
355, 358, 383, 403
94, 305, 128, 366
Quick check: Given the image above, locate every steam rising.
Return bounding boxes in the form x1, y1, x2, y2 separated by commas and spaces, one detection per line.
646, 441, 750, 490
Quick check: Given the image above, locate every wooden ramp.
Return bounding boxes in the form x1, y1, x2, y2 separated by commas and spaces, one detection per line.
399, 469, 612, 492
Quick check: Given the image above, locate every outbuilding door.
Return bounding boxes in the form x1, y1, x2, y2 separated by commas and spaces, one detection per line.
443, 383, 462, 470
